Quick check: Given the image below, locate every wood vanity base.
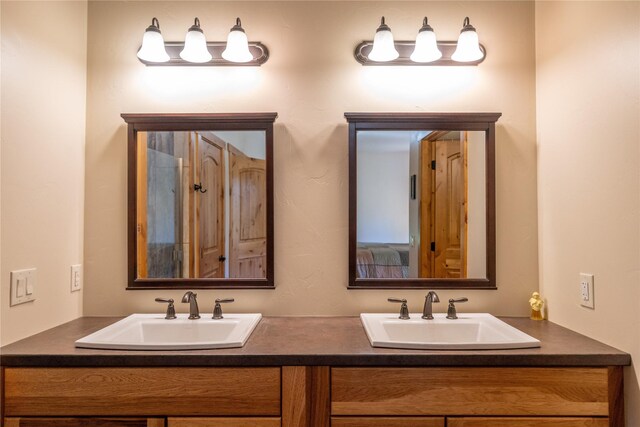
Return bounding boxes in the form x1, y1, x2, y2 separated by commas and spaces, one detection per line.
2, 365, 624, 427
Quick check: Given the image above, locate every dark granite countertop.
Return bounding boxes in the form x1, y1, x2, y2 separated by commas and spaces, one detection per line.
0, 316, 630, 367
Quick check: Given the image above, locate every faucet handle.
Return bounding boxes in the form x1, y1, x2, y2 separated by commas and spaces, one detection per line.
446, 297, 468, 320
213, 298, 235, 319
388, 298, 410, 320
155, 298, 177, 320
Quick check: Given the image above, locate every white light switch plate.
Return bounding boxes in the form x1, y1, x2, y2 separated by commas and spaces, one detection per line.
71, 264, 82, 292
10, 268, 36, 306
580, 273, 595, 309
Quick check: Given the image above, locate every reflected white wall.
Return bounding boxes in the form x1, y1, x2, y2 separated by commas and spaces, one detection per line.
467, 131, 487, 277
357, 132, 412, 244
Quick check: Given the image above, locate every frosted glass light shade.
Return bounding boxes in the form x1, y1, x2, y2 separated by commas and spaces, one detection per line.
452, 17, 484, 62
180, 18, 212, 63
137, 18, 169, 63
410, 18, 442, 63
368, 17, 399, 62
222, 18, 253, 63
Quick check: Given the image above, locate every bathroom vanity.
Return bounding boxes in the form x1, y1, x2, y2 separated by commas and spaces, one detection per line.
0, 317, 630, 427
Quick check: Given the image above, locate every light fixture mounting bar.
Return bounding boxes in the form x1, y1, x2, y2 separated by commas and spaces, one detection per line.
355, 40, 485, 66
138, 41, 269, 66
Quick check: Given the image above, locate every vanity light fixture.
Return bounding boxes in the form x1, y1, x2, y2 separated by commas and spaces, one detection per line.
367, 17, 400, 62
222, 18, 254, 63
136, 18, 170, 63
409, 17, 442, 63
136, 17, 269, 66
354, 16, 485, 66
180, 18, 213, 63
451, 17, 484, 62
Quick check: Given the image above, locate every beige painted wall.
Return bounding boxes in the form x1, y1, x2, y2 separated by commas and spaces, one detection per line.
535, 1, 640, 424
0, 1, 87, 345
84, 1, 538, 316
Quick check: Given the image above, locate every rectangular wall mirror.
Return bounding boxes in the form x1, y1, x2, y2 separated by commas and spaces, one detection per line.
122, 113, 277, 289
346, 113, 501, 289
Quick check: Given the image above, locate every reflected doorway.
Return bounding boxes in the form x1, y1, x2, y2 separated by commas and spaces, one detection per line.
137, 130, 267, 279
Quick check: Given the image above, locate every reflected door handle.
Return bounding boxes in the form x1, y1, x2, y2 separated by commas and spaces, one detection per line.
219, 255, 226, 262
194, 183, 207, 193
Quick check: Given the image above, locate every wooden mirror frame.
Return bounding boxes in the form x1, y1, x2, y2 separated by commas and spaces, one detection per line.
345, 112, 501, 289
122, 113, 277, 290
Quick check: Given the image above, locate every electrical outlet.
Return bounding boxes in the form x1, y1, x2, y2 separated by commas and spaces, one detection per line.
580, 273, 595, 309
71, 264, 82, 292
10, 268, 36, 306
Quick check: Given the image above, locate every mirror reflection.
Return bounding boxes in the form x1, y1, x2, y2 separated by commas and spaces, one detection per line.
137, 130, 266, 279
356, 130, 486, 279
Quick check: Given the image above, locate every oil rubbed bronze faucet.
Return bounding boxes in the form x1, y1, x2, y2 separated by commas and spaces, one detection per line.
181, 291, 200, 319
422, 291, 440, 320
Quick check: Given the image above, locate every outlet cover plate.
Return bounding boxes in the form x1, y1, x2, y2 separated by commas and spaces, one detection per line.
71, 264, 82, 292
580, 273, 595, 309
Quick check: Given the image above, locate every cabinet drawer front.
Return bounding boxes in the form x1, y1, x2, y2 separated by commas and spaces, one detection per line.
447, 418, 609, 427
4, 419, 164, 427
4, 368, 281, 416
331, 368, 609, 416
168, 418, 281, 427
332, 417, 444, 427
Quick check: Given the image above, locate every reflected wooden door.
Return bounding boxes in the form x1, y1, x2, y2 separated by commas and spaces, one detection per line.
433, 134, 467, 278
229, 144, 267, 278
195, 135, 225, 278
136, 132, 149, 278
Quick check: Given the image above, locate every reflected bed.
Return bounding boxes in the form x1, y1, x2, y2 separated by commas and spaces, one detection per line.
356, 243, 409, 279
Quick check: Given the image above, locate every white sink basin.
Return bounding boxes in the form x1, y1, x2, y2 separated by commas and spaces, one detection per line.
75, 313, 262, 350
360, 313, 540, 350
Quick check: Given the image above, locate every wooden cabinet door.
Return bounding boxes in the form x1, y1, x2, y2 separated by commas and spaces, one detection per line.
4, 418, 164, 427
332, 417, 444, 427
447, 418, 609, 427
168, 418, 280, 427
